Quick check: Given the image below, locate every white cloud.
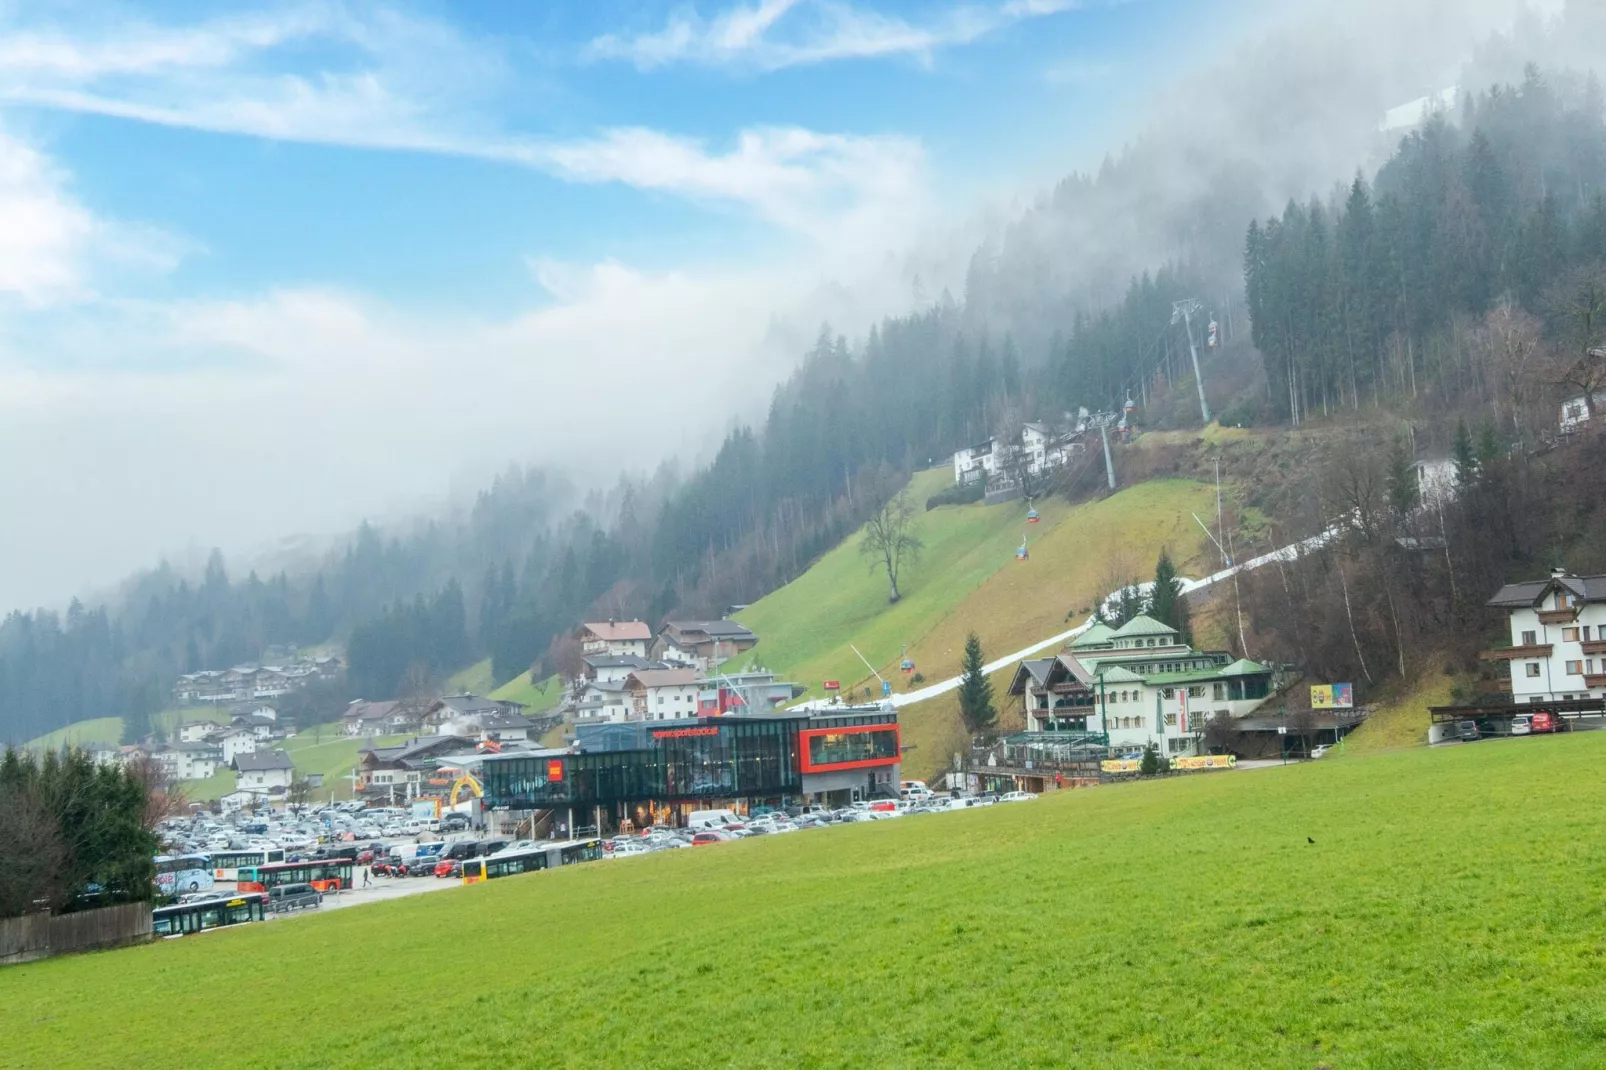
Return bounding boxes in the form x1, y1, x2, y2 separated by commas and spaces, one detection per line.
0, 121, 187, 307
586, 0, 1076, 72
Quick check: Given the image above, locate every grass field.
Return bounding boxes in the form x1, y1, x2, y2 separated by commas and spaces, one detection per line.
174, 723, 412, 802
443, 657, 496, 696
7, 735, 1606, 1068
19, 717, 123, 753
1343, 662, 1462, 755
737, 473, 1216, 703
490, 671, 562, 711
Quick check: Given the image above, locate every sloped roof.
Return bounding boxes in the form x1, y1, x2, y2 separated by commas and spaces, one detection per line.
662, 620, 757, 641
234, 749, 293, 772
1096, 666, 1146, 684
581, 620, 653, 642
1070, 622, 1116, 648
1007, 658, 1057, 696
628, 668, 702, 689
1110, 614, 1178, 639
1487, 574, 1606, 608
344, 699, 400, 721
584, 653, 651, 670
1219, 658, 1269, 676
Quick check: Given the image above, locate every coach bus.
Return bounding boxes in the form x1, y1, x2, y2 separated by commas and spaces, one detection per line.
237, 858, 353, 893
154, 854, 215, 896
152, 892, 268, 937
460, 839, 604, 885
209, 848, 286, 881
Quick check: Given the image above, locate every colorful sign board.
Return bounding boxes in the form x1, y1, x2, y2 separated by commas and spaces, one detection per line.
546, 759, 564, 782
1100, 759, 1143, 773
1172, 754, 1236, 771
651, 726, 720, 740
823, 680, 840, 691
1310, 683, 1354, 709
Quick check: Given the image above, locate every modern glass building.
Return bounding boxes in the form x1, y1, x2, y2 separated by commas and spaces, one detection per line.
477, 708, 900, 829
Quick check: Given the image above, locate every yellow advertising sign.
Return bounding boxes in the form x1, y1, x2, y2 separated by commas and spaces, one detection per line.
1172, 754, 1236, 771
1100, 759, 1143, 773
1311, 683, 1355, 709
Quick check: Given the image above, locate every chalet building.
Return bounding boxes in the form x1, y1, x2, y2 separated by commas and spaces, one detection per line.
577, 620, 653, 659
951, 421, 1086, 487
177, 720, 217, 743
173, 657, 339, 705
1484, 569, 1606, 702
582, 652, 654, 684
425, 695, 533, 742
233, 750, 294, 795
574, 678, 636, 724
356, 735, 475, 795
652, 620, 759, 670
343, 699, 403, 736
1007, 615, 1274, 757
625, 668, 703, 720
155, 741, 223, 781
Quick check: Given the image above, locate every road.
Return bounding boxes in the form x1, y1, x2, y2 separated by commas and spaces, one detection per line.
792, 524, 1339, 711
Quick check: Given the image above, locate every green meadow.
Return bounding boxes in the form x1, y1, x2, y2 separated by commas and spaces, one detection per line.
6, 733, 1604, 1068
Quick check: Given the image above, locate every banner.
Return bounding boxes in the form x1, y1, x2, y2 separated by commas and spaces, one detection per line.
1172, 754, 1236, 771
1101, 759, 1143, 773
1177, 690, 1189, 735
1311, 683, 1354, 709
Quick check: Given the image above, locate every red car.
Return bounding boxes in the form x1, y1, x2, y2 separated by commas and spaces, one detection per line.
691, 831, 735, 846
1533, 711, 1559, 733
434, 859, 463, 879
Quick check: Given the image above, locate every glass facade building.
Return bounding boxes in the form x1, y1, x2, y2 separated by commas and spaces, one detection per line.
478, 710, 899, 815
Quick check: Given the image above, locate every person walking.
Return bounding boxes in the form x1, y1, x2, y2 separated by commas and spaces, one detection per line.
361, 865, 371, 888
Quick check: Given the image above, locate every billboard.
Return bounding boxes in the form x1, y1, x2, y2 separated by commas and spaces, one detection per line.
1100, 759, 1143, 773
1310, 683, 1354, 709
1172, 754, 1236, 771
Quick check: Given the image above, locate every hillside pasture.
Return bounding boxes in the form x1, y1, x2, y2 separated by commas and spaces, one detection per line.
4, 735, 1605, 1067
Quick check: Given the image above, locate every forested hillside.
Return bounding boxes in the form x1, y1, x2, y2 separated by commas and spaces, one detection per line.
4, 57, 1605, 745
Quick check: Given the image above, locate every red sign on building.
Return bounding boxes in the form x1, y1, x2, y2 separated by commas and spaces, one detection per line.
546, 759, 564, 782
823, 680, 840, 691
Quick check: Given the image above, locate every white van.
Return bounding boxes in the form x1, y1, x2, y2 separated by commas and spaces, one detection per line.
899, 780, 933, 801
687, 809, 739, 830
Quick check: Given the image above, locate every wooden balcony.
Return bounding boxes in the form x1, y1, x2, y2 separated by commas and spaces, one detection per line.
1585, 674, 1606, 689
1494, 678, 1513, 693
1480, 644, 1553, 661
1581, 641, 1606, 656
1538, 607, 1579, 625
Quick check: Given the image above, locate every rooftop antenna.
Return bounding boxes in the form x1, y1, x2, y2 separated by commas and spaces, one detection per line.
1171, 299, 1211, 425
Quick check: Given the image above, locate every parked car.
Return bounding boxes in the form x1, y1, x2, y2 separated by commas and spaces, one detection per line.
1456, 720, 1480, 742
1309, 745, 1331, 759
691, 830, 736, 846
267, 883, 322, 912
433, 859, 463, 879
1510, 716, 1532, 736
998, 791, 1038, 802
440, 814, 471, 832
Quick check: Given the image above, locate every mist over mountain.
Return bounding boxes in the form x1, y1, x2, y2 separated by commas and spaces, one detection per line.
3, 0, 1602, 745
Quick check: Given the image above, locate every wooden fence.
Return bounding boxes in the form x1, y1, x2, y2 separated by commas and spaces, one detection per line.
0, 902, 152, 966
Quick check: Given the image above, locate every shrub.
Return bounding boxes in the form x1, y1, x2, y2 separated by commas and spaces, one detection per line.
925, 482, 985, 511
1140, 744, 1160, 776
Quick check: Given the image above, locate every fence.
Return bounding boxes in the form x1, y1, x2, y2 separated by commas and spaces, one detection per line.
0, 902, 152, 966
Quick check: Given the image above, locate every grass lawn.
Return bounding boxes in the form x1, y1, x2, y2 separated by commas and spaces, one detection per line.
1343, 663, 1463, 755
737, 472, 1216, 706
490, 672, 563, 711
176, 723, 411, 802
443, 657, 496, 696
20, 717, 123, 753
7, 735, 1606, 1068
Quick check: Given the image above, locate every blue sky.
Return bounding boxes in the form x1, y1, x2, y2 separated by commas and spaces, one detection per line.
0, 0, 1242, 610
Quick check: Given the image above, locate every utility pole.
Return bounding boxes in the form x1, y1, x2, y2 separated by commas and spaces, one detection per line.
1172, 299, 1211, 426
1097, 415, 1116, 490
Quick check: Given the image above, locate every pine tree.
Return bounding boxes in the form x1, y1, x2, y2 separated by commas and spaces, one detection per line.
1385, 437, 1419, 519
1149, 551, 1190, 643
957, 632, 996, 733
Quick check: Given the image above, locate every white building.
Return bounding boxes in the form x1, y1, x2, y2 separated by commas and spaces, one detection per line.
177, 720, 218, 743
1411, 458, 1457, 509
1485, 570, 1606, 702
573, 678, 635, 724
1007, 616, 1275, 757
625, 668, 703, 721
952, 438, 997, 485
233, 750, 294, 795
1560, 389, 1606, 435
576, 620, 653, 659
209, 726, 258, 765
951, 423, 1083, 487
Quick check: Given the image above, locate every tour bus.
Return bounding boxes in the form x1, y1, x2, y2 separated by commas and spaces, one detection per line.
460, 839, 604, 885
237, 858, 354, 893
152, 892, 268, 937
154, 854, 216, 896
209, 848, 286, 881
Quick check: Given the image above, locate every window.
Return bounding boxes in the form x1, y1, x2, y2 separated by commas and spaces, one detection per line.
1526, 663, 1542, 677
1563, 627, 1580, 642
1164, 713, 1177, 727
1212, 683, 1226, 701
1188, 685, 1206, 698
1521, 630, 1537, 646
1566, 660, 1584, 675
1585, 626, 1594, 640
1162, 688, 1175, 699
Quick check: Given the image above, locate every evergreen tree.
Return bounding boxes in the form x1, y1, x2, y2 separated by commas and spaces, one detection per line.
957, 632, 997, 733
1385, 437, 1419, 519
1452, 418, 1479, 486
1149, 551, 1191, 643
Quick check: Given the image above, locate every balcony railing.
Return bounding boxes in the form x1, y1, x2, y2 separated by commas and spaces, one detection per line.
1581, 641, 1606, 656
1539, 607, 1579, 625
1480, 644, 1553, 661
1585, 674, 1606, 689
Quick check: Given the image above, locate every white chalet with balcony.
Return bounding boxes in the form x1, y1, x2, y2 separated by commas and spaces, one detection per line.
1484, 570, 1606, 702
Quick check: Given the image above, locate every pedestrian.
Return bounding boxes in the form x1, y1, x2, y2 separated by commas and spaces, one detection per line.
361, 865, 371, 888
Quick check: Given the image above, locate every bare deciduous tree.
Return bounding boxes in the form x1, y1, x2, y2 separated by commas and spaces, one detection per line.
1543, 263, 1606, 419
859, 475, 923, 604
125, 753, 190, 833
